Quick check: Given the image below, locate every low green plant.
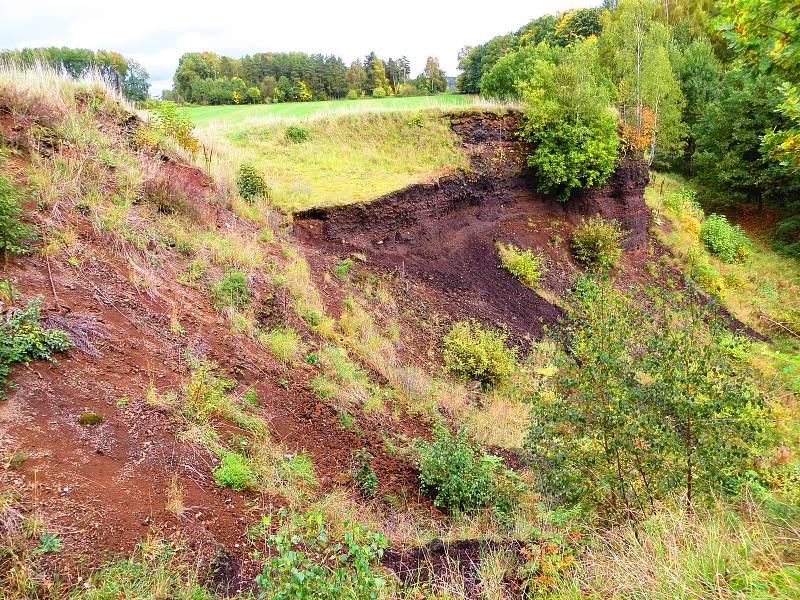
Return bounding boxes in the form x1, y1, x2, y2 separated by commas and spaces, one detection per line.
352, 448, 378, 498
33, 533, 62, 555
418, 426, 521, 516
310, 376, 338, 400
255, 510, 387, 600
571, 216, 624, 271
183, 358, 235, 421
372, 87, 387, 98
700, 213, 752, 263
442, 320, 517, 389
332, 258, 354, 278
210, 270, 250, 310
213, 451, 256, 491
265, 326, 301, 363
1, 297, 73, 399
285, 125, 309, 144
0, 173, 34, 255
496, 242, 547, 288
236, 162, 270, 202
243, 387, 259, 407
662, 188, 702, 217
78, 539, 215, 599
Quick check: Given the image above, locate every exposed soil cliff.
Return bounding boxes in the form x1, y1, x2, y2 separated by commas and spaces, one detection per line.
296, 113, 651, 341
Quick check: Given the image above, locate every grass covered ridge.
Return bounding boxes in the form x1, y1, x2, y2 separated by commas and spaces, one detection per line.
185, 94, 492, 128
198, 110, 471, 212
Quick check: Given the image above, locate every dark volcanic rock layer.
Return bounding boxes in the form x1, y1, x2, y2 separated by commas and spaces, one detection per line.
296, 113, 651, 340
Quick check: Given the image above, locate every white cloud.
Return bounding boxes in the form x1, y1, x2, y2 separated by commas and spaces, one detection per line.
0, 0, 601, 95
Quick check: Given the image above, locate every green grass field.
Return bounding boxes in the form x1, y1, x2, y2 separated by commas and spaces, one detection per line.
186, 94, 486, 128
188, 94, 517, 212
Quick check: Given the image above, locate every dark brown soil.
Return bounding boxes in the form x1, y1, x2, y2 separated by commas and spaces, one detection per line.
383, 538, 523, 599
296, 114, 652, 342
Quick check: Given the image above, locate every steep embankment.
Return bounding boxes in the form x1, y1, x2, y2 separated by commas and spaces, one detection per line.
297, 113, 652, 341
2, 85, 705, 597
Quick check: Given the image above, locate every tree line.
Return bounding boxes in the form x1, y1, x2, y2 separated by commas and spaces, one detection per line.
166, 51, 449, 105
0, 47, 150, 102
459, 0, 799, 258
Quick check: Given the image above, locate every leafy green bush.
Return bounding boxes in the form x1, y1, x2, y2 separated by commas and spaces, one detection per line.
211, 270, 250, 310
497, 242, 547, 288
571, 216, 624, 271
150, 102, 198, 153
372, 87, 387, 98
0, 173, 34, 255
236, 163, 269, 202
662, 188, 702, 217
213, 451, 256, 491
526, 278, 769, 516
285, 125, 309, 144
523, 116, 619, 200
442, 320, 517, 389
418, 427, 521, 515
352, 448, 378, 498
700, 214, 752, 263
332, 258, 354, 278
256, 510, 387, 600
346, 89, 359, 100
689, 256, 726, 295
1, 297, 73, 399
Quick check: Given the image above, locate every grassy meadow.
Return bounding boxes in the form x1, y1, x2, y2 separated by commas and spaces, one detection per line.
189, 97, 514, 212
186, 94, 485, 128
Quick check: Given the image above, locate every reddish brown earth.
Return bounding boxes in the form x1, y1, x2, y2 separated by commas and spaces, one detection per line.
0, 110, 429, 592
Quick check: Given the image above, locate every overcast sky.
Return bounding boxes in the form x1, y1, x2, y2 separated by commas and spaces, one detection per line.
1, 0, 600, 96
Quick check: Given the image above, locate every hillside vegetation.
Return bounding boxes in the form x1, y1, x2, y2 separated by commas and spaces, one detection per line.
197, 109, 473, 211
0, 1, 799, 598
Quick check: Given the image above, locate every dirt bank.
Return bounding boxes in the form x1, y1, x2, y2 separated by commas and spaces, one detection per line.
296, 113, 651, 341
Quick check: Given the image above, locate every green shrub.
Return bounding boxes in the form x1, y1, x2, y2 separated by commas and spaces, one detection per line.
521, 113, 619, 201
1, 297, 73, 399
256, 510, 387, 600
150, 102, 198, 153
371, 87, 387, 98
442, 320, 517, 389
211, 270, 250, 310
700, 214, 752, 263
183, 358, 235, 421
213, 451, 256, 491
285, 125, 309, 144
332, 258, 354, 278
352, 448, 378, 498
346, 89, 359, 100
571, 216, 624, 271
265, 326, 301, 363
0, 173, 34, 255
526, 278, 769, 515
418, 427, 521, 515
236, 163, 270, 202
662, 188, 702, 217
497, 242, 547, 288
